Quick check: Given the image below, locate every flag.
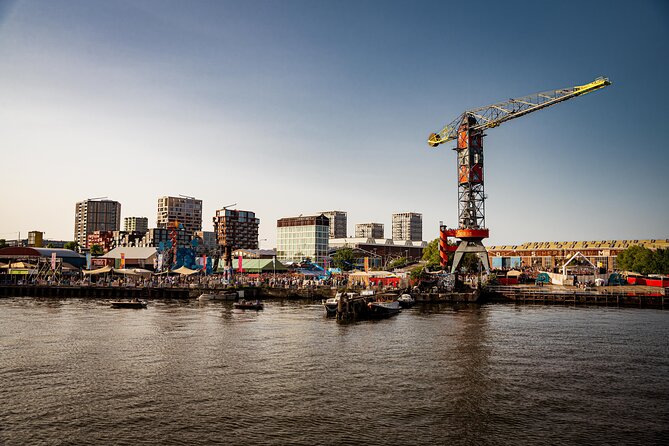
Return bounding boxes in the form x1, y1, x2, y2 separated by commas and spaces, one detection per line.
364, 256, 369, 272
51, 252, 56, 270
86, 253, 91, 270
120, 253, 125, 269
238, 255, 243, 273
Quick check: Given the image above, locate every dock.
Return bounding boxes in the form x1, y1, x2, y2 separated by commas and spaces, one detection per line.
486, 285, 667, 307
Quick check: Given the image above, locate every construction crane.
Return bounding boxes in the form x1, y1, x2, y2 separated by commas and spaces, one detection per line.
428, 76, 611, 274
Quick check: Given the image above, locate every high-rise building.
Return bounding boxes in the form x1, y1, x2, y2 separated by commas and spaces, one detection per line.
157, 196, 202, 234
320, 211, 347, 239
28, 231, 44, 247
213, 209, 260, 251
277, 215, 329, 265
392, 212, 422, 241
123, 217, 149, 233
74, 199, 121, 248
355, 223, 384, 239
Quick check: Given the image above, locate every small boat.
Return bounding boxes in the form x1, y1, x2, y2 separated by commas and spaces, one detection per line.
397, 294, 415, 308
110, 299, 147, 309
198, 291, 237, 301
367, 300, 401, 318
233, 299, 264, 310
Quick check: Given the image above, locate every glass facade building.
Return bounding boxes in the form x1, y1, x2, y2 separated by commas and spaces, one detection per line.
276, 215, 329, 266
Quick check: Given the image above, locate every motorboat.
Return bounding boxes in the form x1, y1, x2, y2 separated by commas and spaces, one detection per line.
367, 300, 401, 317
198, 291, 237, 301
233, 299, 264, 310
110, 299, 147, 309
397, 293, 415, 308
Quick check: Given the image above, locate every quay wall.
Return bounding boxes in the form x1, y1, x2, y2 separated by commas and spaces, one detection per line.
486, 285, 667, 307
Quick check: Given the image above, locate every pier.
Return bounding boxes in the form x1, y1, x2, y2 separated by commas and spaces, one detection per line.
486, 285, 667, 307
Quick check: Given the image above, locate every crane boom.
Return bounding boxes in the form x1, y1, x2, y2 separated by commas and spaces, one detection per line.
428, 76, 611, 147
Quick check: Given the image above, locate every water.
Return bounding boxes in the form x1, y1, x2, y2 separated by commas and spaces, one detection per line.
1, 298, 668, 445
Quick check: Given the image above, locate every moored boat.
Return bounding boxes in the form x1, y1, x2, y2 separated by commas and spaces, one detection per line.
367, 300, 401, 317
397, 294, 415, 308
233, 299, 264, 310
110, 299, 147, 309
198, 291, 237, 301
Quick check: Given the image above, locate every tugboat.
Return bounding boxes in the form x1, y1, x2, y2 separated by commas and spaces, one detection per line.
233, 299, 264, 311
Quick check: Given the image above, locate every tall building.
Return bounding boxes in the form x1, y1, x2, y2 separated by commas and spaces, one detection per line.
213, 209, 260, 251
355, 223, 384, 239
157, 196, 202, 234
140, 228, 191, 249
123, 217, 149, 233
277, 215, 329, 265
74, 199, 121, 248
193, 230, 218, 254
392, 212, 422, 241
320, 211, 347, 239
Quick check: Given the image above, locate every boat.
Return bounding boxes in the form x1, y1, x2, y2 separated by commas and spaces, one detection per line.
198, 291, 237, 301
367, 300, 401, 318
397, 293, 415, 308
110, 299, 147, 309
323, 293, 340, 317
233, 299, 264, 310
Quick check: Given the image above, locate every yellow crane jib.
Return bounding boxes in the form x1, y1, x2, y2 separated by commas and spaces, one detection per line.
428, 76, 611, 147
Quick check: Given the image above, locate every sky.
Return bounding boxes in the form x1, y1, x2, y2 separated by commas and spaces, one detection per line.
0, 0, 667, 247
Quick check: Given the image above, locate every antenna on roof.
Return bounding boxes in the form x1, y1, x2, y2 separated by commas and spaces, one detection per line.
87, 197, 108, 201
221, 203, 237, 210
179, 194, 196, 200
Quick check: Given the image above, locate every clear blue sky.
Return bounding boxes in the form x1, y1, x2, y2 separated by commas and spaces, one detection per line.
1, 0, 667, 247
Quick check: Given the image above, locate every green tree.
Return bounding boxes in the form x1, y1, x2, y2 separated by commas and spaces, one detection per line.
332, 247, 356, 271
45, 243, 55, 248
618, 246, 669, 275
387, 257, 407, 270
422, 239, 440, 267
64, 241, 79, 251
0, 239, 7, 249
90, 244, 104, 256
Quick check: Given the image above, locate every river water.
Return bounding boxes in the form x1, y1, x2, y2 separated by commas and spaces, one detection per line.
1, 298, 668, 445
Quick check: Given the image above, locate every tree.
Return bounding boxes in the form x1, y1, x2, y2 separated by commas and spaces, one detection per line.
332, 247, 356, 271
422, 239, 440, 267
387, 257, 407, 270
0, 239, 7, 249
90, 244, 104, 256
617, 246, 669, 275
64, 241, 79, 252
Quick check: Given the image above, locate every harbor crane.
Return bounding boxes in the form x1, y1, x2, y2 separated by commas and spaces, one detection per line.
428, 76, 611, 273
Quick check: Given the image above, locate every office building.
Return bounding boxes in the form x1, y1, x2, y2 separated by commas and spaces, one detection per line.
157, 196, 202, 234
355, 223, 384, 239
392, 212, 422, 241
74, 199, 121, 248
123, 217, 149, 233
277, 215, 329, 265
320, 211, 347, 239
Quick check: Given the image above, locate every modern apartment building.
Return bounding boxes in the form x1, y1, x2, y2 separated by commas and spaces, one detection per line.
213, 209, 260, 251
320, 211, 347, 239
277, 215, 329, 265
140, 227, 191, 249
74, 199, 121, 248
392, 212, 422, 241
193, 230, 218, 254
355, 223, 384, 239
157, 196, 202, 234
123, 217, 149, 233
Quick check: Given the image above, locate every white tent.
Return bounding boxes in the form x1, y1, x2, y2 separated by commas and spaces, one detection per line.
82, 265, 114, 275
172, 266, 200, 276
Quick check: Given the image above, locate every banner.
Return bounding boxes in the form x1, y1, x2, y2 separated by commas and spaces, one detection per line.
202, 255, 207, 275
238, 255, 243, 273
364, 256, 369, 272
120, 253, 125, 269
51, 252, 57, 270
86, 253, 91, 270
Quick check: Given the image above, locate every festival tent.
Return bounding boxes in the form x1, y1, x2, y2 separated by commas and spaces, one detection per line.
172, 265, 200, 276
82, 265, 114, 275
114, 268, 153, 277
216, 258, 287, 273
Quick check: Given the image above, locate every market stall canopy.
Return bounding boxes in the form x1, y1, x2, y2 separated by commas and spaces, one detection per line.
172, 266, 199, 276
82, 265, 114, 275
114, 268, 153, 277
506, 270, 522, 277
10, 261, 36, 269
